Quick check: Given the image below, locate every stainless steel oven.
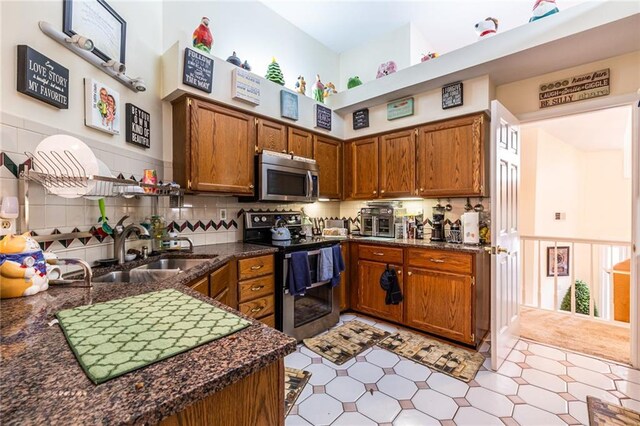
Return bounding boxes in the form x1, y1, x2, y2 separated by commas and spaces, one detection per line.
256, 152, 319, 202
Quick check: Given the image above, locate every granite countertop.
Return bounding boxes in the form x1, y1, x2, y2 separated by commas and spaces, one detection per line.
0, 243, 296, 425
341, 235, 488, 253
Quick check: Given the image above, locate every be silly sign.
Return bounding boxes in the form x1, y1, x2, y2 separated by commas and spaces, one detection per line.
17, 45, 69, 109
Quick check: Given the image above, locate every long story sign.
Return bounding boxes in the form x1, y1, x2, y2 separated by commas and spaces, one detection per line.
183, 48, 214, 93
17, 45, 69, 109
539, 68, 610, 109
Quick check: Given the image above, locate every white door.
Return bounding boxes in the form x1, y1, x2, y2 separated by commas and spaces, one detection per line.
490, 100, 521, 370
631, 101, 639, 368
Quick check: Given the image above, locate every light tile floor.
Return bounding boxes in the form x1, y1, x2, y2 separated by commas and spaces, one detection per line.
285, 314, 640, 426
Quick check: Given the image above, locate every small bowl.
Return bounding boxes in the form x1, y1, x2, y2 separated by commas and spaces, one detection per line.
96, 258, 119, 267
124, 253, 137, 262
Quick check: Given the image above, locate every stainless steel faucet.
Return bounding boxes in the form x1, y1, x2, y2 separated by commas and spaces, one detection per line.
160, 236, 194, 252
113, 215, 150, 264
49, 258, 93, 287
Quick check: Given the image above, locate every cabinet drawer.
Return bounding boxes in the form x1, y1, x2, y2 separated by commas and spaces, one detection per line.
407, 249, 472, 274
238, 255, 274, 280
359, 245, 403, 264
238, 275, 275, 303
239, 295, 275, 319
259, 314, 276, 328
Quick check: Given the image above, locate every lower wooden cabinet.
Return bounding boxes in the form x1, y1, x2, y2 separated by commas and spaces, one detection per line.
337, 243, 350, 312
237, 254, 276, 326
355, 260, 403, 323
189, 276, 209, 296
210, 262, 236, 308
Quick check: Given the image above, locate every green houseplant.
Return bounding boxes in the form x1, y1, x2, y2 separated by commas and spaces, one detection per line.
560, 279, 598, 316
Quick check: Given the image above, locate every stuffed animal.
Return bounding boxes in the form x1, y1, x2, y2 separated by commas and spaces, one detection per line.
0, 233, 49, 299
347, 76, 362, 89
192, 17, 213, 53
323, 82, 337, 99
475, 17, 499, 40
295, 75, 306, 95
312, 74, 325, 103
530, 0, 559, 22
421, 52, 439, 62
376, 61, 397, 79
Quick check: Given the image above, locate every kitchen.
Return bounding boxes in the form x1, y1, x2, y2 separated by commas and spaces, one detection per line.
1, 1, 640, 425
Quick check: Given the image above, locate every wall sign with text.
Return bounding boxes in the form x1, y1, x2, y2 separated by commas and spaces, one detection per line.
183, 48, 214, 93
315, 104, 332, 131
442, 82, 463, 109
539, 68, 610, 109
280, 90, 298, 121
387, 97, 414, 120
17, 45, 69, 109
232, 67, 260, 105
352, 108, 369, 130
125, 103, 150, 148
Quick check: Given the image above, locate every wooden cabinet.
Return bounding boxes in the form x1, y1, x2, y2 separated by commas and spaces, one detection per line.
189, 276, 209, 296
256, 118, 287, 153
172, 97, 255, 194
356, 260, 403, 323
379, 130, 415, 198
416, 113, 487, 197
337, 243, 350, 311
237, 254, 276, 327
287, 127, 313, 158
313, 135, 342, 199
210, 262, 237, 308
344, 137, 379, 200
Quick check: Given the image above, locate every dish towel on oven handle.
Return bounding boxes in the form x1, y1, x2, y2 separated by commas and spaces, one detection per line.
288, 251, 311, 296
318, 247, 334, 282
380, 265, 403, 305
331, 245, 345, 287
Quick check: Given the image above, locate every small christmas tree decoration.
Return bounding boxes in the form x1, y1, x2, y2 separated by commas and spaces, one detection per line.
295, 75, 306, 95
530, 0, 559, 22
226, 51, 241, 67
347, 76, 362, 89
265, 57, 285, 86
312, 74, 325, 103
192, 17, 213, 53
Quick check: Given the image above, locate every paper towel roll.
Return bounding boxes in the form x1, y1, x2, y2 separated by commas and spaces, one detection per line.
463, 212, 480, 244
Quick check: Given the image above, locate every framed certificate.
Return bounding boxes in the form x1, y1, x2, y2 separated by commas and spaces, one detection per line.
63, 0, 127, 64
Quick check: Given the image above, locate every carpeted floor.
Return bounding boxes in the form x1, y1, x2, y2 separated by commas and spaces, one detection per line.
520, 306, 630, 364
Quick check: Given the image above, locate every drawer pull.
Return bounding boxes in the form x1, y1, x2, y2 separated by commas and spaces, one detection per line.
397, 270, 402, 275
250, 285, 264, 291
250, 265, 263, 270
251, 306, 264, 313
372, 252, 385, 256
407, 271, 413, 276
430, 258, 445, 263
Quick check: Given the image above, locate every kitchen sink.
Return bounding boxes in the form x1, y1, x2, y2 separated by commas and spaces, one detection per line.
93, 269, 183, 283
132, 257, 214, 271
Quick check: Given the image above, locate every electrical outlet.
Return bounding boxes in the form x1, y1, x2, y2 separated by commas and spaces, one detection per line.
0, 218, 16, 236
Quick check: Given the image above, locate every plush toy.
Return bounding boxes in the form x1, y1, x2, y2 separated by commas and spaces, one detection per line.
421, 52, 439, 62
241, 60, 251, 71
226, 51, 241, 67
295, 75, 306, 95
530, 0, 559, 22
347, 76, 362, 89
475, 17, 499, 40
192, 17, 213, 53
265, 57, 285, 86
312, 74, 325, 103
376, 61, 397, 79
0, 233, 49, 299
323, 82, 337, 99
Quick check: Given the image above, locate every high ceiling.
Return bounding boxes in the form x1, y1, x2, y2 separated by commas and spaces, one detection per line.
261, 0, 593, 54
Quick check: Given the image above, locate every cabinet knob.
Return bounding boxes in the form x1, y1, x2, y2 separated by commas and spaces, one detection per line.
381, 190, 385, 194
250, 306, 264, 313
250, 264, 263, 270
249, 184, 255, 189
372, 252, 385, 256
430, 258, 445, 264
407, 271, 413, 276
419, 188, 424, 192
250, 285, 264, 291
289, 151, 294, 155
373, 190, 377, 194
397, 270, 402, 275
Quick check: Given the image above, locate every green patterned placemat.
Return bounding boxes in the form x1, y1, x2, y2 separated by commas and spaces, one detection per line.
56, 289, 251, 384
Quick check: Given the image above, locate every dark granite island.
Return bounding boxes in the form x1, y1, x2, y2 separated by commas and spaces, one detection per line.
0, 243, 297, 425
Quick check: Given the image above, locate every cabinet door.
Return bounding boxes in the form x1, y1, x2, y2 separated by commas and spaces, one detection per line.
190, 100, 255, 194
189, 276, 209, 297
256, 118, 287, 153
416, 114, 486, 197
356, 260, 402, 323
313, 135, 342, 199
338, 243, 350, 311
288, 127, 313, 158
405, 267, 473, 344
344, 137, 379, 200
379, 130, 415, 198
210, 262, 236, 308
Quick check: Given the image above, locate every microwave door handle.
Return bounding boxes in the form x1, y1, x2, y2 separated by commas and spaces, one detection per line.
306, 171, 312, 199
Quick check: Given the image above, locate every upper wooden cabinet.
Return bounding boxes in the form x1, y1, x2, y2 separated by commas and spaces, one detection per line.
344, 137, 379, 200
313, 135, 342, 199
172, 97, 255, 194
288, 127, 313, 158
416, 113, 487, 197
379, 129, 416, 198
256, 118, 287, 154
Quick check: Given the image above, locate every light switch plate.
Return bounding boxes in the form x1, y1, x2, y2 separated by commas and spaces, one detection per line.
219, 209, 227, 221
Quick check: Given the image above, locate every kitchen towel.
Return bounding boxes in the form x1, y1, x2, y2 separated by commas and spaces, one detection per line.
288, 251, 311, 296
331, 245, 345, 287
56, 289, 250, 384
318, 247, 334, 282
380, 266, 403, 305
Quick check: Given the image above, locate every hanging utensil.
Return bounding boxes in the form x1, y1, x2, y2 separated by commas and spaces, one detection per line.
445, 198, 453, 212
464, 198, 473, 212
97, 199, 113, 235
474, 197, 485, 212
435, 199, 443, 209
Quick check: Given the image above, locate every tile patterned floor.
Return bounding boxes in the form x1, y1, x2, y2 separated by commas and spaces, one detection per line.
285, 314, 640, 425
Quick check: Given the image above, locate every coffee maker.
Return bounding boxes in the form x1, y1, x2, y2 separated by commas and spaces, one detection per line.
430, 205, 445, 241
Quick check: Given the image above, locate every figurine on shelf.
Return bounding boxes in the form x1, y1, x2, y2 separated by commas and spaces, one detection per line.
421, 52, 439, 62
312, 74, 325, 103
323, 82, 337, 99
347, 76, 362, 89
241, 60, 251, 71
475, 17, 499, 40
192, 17, 213, 53
295, 75, 306, 95
226, 51, 242, 67
0, 233, 49, 299
265, 57, 285, 86
376, 60, 397, 78
530, 0, 559, 22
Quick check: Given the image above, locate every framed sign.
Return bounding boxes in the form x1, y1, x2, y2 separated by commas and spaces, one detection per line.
63, 0, 126, 64
442, 82, 463, 109
232, 67, 260, 105
547, 246, 570, 277
387, 97, 414, 120
183, 48, 214, 93
84, 78, 120, 135
125, 103, 150, 148
352, 108, 369, 130
280, 90, 298, 121
17, 45, 69, 109
315, 104, 332, 131
539, 68, 610, 109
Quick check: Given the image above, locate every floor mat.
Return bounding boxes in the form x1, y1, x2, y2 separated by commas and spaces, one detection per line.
378, 330, 484, 382
588, 395, 640, 425
302, 320, 391, 365
284, 367, 311, 416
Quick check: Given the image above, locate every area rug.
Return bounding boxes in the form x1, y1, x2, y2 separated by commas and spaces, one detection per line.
587, 396, 640, 425
302, 320, 391, 365
378, 330, 484, 382
284, 367, 311, 416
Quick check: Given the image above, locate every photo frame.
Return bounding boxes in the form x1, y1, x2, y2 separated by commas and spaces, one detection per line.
84, 78, 120, 135
63, 0, 127, 64
547, 246, 570, 277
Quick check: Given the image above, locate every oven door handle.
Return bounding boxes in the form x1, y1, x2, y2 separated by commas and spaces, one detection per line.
284, 279, 332, 294
284, 247, 337, 259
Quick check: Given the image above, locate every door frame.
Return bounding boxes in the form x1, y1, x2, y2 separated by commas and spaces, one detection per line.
514, 92, 639, 367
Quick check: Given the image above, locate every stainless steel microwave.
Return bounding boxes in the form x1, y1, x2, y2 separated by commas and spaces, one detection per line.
241, 152, 319, 203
